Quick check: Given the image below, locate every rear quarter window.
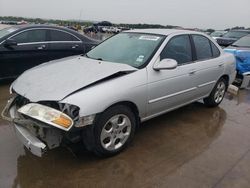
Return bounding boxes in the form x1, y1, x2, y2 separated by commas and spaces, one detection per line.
210, 41, 220, 57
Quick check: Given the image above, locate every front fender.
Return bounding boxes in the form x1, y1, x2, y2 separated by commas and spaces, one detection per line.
61, 69, 148, 119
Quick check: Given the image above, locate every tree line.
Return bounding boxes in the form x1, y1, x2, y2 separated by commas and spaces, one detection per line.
1, 16, 249, 31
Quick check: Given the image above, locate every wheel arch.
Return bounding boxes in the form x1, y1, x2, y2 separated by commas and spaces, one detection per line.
108, 101, 139, 116
221, 74, 229, 88
102, 101, 141, 126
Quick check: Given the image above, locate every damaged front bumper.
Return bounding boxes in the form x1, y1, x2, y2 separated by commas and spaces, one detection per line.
1, 97, 62, 157
15, 123, 46, 157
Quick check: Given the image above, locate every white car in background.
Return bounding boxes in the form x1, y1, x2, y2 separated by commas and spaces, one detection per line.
210, 30, 227, 40
102, 26, 121, 33
2, 29, 236, 157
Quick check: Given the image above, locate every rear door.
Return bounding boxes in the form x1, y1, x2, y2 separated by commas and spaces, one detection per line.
47, 29, 84, 60
190, 34, 224, 98
0, 29, 50, 78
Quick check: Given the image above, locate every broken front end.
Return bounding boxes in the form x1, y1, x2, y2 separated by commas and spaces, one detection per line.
1, 94, 91, 157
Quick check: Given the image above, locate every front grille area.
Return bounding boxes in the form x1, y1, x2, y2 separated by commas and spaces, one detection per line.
15, 95, 30, 109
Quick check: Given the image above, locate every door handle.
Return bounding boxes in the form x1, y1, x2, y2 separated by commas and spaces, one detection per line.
218, 63, 224, 67
72, 44, 79, 49
37, 45, 46, 50
189, 69, 196, 75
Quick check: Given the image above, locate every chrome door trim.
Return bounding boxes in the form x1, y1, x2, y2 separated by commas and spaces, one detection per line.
198, 80, 216, 88
148, 87, 197, 104
143, 95, 208, 122
17, 41, 82, 46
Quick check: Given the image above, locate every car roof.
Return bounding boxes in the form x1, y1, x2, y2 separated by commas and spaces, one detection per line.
228, 29, 250, 32
213, 30, 227, 32
124, 29, 205, 36
4, 24, 99, 43
11, 24, 76, 33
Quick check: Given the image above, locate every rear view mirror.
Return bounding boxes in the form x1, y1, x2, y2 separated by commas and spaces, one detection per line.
4, 39, 17, 47
153, 58, 178, 71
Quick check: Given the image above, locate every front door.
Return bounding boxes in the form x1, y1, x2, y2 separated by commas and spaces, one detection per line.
0, 29, 50, 78
147, 34, 198, 118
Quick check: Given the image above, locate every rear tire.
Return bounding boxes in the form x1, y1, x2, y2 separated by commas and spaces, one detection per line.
203, 78, 227, 107
82, 105, 136, 157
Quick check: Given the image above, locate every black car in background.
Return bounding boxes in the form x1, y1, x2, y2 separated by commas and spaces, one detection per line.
0, 25, 99, 80
216, 30, 250, 47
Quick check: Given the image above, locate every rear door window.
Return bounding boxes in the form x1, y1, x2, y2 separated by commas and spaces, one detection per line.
192, 35, 213, 60
49, 30, 79, 42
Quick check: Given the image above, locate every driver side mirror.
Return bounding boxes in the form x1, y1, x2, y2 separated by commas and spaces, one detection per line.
153, 58, 178, 71
4, 39, 17, 48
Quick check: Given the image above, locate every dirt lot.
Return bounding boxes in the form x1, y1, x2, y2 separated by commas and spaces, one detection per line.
0, 81, 250, 188
0, 24, 10, 30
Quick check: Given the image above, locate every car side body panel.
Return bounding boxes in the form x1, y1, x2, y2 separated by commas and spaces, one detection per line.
11, 29, 236, 122
62, 69, 148, 119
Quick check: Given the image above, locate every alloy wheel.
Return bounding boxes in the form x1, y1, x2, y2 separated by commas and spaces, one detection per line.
100, 114, 132, 151
214, 81, 226, 103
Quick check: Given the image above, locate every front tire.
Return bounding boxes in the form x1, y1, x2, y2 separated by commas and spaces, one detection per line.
83, 105, 136, 157
203, 78, 227, 107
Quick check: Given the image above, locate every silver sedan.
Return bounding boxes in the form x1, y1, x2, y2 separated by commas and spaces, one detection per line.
2, 29, 236, 157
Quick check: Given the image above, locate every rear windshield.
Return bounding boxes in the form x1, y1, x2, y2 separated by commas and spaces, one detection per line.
223, 31, 250, 39
211, 31, 225, 37
233, 36, 250, 47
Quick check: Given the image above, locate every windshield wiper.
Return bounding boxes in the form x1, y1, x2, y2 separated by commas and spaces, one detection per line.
230, 44, 239, 47
85, 54, 103, 61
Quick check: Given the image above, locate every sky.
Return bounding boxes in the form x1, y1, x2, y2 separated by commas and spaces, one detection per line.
0, 0, 249, 30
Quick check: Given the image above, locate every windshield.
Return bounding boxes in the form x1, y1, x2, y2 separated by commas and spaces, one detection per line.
86, 32, 164, 68
223, 31, 250, 39
232, 36, 250, 47
0, 27, 17, 39
211, 31, 225, 37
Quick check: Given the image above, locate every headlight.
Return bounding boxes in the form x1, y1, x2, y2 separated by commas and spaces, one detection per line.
18, 103, 73, 131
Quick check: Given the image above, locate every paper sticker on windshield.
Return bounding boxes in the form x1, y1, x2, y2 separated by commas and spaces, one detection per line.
136, 55, 144, 63
139, 36, 160, 41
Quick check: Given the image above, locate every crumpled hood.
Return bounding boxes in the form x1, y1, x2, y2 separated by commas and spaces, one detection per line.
12, 56, 137, 102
